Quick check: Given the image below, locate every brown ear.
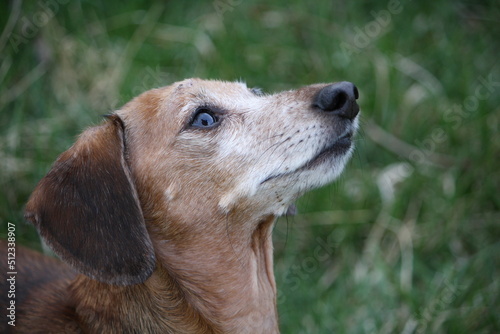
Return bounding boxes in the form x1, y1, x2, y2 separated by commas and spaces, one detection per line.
25, 115, 155, 286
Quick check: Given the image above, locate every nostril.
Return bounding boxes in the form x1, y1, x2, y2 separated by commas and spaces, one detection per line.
314, 81, 360, 120
320, 90, 348, 112
315, 87, 347, 112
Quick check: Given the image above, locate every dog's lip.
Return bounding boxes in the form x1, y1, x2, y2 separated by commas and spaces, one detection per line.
303, 131, 353, 168
260, 131, 353, 184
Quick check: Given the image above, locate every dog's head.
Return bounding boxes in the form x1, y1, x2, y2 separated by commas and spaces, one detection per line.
25, 78, 359, 285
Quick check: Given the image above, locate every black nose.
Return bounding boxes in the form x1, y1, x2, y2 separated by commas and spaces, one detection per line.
314, 82, 359, 120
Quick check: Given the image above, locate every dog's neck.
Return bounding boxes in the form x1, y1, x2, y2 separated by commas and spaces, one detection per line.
152, 210, 279, 333
71, 211, 280, 333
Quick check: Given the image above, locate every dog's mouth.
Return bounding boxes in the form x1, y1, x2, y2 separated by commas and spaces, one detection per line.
260, 131, 354, 184
302, 131, 353, 169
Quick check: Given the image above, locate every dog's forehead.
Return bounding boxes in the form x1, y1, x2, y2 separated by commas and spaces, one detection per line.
172, 78, 251, 98
121, 79, 252, 119
119, 79, 263, 136
165, 78, 263, 117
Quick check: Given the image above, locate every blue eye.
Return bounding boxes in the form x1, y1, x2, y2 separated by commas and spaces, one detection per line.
191, 109, 219, 128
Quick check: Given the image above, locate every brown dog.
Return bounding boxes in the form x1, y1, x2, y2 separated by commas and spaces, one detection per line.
1, 78, 359, 333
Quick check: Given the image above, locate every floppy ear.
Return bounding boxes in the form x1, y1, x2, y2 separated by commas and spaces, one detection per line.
25, 115, 156, 286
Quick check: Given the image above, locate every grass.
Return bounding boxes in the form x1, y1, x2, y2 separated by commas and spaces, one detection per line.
1, 0, 499, 332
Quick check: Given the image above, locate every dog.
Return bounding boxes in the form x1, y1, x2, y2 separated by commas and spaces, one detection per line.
1, 78, 359, 333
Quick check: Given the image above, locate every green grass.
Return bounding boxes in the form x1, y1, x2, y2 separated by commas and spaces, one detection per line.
1, 0, 499, 332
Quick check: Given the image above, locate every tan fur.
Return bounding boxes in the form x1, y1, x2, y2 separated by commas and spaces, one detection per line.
1, 78, 359, 333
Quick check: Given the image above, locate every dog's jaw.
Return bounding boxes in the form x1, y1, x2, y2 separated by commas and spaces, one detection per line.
218, 115, 359, 217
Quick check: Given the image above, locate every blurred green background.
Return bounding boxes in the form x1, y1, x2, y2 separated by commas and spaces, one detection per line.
1, 0, 499, 332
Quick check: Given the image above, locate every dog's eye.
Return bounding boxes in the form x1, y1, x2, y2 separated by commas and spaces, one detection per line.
190, 109, 219, 128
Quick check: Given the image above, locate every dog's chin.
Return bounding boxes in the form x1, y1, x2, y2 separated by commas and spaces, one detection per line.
219, 143, 354, 217
293, 141, 354, 190
248, 147, 353, 216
